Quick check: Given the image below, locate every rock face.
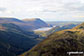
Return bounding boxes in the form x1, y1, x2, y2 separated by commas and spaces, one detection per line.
21, 22, 84, 56
0, 17, 52, 31
0, 23, 42, 56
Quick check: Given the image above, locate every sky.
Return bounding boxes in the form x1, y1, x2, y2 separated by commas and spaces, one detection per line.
0, 0, 84, 21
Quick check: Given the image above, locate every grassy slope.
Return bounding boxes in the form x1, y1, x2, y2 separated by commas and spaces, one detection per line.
21, 23, 84, 56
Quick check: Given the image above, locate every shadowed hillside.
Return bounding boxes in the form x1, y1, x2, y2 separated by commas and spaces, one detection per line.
0, 23, 42, 56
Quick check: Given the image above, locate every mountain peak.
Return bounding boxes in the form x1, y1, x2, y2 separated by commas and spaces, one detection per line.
23, 18, 41, 21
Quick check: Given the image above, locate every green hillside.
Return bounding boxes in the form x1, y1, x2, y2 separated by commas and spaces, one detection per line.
21, 23, 84, 56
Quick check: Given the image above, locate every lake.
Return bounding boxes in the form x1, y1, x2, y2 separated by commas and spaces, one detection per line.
34, 27, 53, 31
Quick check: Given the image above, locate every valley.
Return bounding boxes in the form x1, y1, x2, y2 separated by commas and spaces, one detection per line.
0, 0, 84, 56
0, 17, 83, 56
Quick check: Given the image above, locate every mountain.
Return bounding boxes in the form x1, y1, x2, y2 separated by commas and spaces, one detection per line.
35, 24, 77, 37
0, 23, 42, 56
22, 18, 52, 30
21, 23, 84, 56
0, 17, 52, 31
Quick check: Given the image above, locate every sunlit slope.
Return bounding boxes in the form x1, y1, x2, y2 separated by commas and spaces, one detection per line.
21, 23, 84, 56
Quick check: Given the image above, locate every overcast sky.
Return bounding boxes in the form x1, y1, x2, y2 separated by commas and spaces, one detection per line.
0, 0, 84, 21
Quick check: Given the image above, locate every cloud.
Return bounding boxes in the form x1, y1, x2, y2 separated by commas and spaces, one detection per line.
0, 7, 13, 14
0, 0, 84, 21
0, 7, 7, 12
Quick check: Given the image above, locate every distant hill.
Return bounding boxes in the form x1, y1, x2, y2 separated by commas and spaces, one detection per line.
0, 17, 52, 31
47, 21, 82, 26
35, 24, 77, 37
0, 23, 43, 56
21, 23, 84, 56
